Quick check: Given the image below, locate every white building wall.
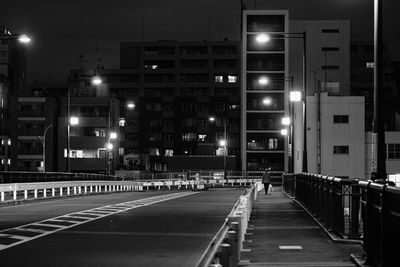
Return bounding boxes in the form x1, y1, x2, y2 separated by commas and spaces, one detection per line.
289, 20, 350, 96
305, 93, 364, 178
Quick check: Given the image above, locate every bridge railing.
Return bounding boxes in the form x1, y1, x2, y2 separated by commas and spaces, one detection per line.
283, 173, 400, 267
0, 171, 119, 183
196, 182, 262, 267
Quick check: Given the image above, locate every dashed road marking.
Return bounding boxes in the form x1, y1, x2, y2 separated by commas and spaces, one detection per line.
0, 191, 198, 251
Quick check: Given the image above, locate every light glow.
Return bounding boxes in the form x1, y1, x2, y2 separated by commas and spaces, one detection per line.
280, 129, 288, 136
258, 77, 269, 85
109, 132, 117, 140
290, 91, 302, 102
282, 117, 291, 126
70, 117, 79, 125
262, 97, 272, 105
106, 143, 113, 150
219, 139, 227, 147
18, 34, 31, 43
255, 34, 270, 43
92, 76, 102, 85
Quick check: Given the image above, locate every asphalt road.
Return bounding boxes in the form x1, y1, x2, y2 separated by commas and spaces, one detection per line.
0, 188, 244, 267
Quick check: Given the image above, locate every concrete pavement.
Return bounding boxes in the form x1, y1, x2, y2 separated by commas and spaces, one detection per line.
239, 186, 364, 267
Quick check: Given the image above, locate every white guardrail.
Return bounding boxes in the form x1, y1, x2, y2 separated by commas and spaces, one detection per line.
0, 178, 261, 204
196, 182, 263, 267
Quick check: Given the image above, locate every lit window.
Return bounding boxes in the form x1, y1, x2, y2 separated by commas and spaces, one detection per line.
228, 75, 238, 83
366, 62, 375, 69
198, 134, 207, 142
333, 146, 349, 155
165, 149, 174, 156
215, 75, 224, 83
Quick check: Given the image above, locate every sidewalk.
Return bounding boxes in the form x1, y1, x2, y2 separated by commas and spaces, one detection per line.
239, 186, 364, 267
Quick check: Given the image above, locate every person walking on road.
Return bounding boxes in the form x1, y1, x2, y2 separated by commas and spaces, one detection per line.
262, 167, 271, 195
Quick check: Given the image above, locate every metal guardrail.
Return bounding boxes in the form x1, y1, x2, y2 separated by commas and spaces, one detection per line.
0, 171, 120, 183
196, 182, 262, 267
0, 177, 260, 204
282, 173, 400, 267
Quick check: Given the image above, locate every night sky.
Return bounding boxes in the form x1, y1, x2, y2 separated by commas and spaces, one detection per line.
2, 0, 400, 82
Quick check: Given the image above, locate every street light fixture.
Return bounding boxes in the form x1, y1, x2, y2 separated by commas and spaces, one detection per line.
255, 33, 270, 44
17, 34, 31, 43
280, 129, 288, 136
262, 97, 272, 106
290, 91, 302, 102
127, 102, 135, 110
209, 116, 227, 179
282, 117, 291, 126
91, 76, 102, 85
258, 77, 269, 85
39, 124, 52, 172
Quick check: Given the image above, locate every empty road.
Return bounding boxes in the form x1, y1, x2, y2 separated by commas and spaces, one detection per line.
0, 188, 244, 266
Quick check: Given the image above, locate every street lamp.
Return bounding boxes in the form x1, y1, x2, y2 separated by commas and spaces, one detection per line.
256, 32, 307, 172
67, 115, 79, 172
371, 0, 386, 180
0, 31, 32, 44
209, 116, 228, 179
39, 124, 52, 172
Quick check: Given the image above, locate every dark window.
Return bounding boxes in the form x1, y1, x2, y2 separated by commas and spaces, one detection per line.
321, 65, 340, 70
321, 47, 339, 51
387, 144, 400, 159
321, 29, 340, 33
333, 146, 349, 155
333, 115, 349, 123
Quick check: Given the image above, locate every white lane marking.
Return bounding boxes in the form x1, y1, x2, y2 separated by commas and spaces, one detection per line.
279, 245, 303, 250
0, 192, 199, 251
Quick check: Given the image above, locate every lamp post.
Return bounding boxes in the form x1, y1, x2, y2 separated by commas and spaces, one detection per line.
255, 32, 307, 172
40, 124, 52, 172
209, 116, 227, 179
371, 0, 386, 180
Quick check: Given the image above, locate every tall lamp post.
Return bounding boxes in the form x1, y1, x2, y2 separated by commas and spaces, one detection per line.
255, 32, 307, 172
209, 116, 227, 179
372, 0, 386, 180
39, 124, 52, 172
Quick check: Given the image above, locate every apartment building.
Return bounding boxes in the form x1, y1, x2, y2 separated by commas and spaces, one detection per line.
61, 40, 241, 172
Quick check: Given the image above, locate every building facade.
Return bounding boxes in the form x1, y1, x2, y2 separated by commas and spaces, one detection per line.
241, 10, 289, 172
60, 40, 241, 173
304, 93, 365, 178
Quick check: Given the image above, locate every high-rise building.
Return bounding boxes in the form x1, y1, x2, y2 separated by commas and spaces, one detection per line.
241, 10, 289, 172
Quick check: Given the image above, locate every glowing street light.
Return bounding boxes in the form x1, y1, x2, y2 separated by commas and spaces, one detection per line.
255, 33, 270, 44
219, 139, 227, 147
258, 77, 269, 85
262, 97, 272, 106
109, 132, 117, 140
70, 116, 79, 125
282, 117, 291, 126
281, 129, 288, 136
127, 102, 135, 110
18, 34, 31, 43
290, 91, 302, 102
106, 143, 113, 150
91, 76, 102, 85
